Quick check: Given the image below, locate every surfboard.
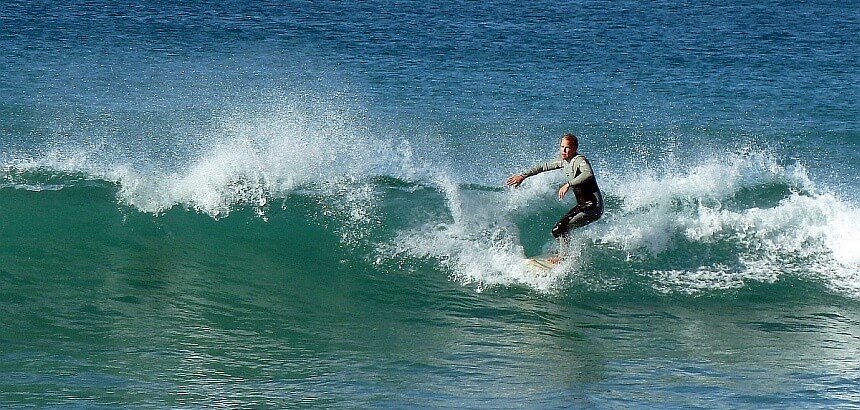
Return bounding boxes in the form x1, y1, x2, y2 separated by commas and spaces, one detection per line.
525, 257, 556, 271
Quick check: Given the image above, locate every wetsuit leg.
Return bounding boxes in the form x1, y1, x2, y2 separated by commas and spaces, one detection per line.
551, 202, 601, 239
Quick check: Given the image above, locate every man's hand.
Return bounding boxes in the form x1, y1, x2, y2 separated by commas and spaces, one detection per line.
506, 174, 525, 187
558, 183, 570, 200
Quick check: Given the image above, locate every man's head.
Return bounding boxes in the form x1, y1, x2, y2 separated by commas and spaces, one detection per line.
560, 133, 578, 160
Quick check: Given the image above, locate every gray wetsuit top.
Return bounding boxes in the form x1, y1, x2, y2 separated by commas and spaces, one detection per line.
522, 154, 602, 208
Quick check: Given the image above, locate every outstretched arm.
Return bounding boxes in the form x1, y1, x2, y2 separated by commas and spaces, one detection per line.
506, 159, 564, 188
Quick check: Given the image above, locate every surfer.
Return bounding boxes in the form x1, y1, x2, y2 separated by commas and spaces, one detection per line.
506, 133, 603, 263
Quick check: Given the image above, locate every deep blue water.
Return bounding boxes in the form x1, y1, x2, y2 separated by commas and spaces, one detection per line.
2, 0, 859, 407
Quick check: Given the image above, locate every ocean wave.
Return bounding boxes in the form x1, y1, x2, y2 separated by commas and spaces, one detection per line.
2, 142, 858, 299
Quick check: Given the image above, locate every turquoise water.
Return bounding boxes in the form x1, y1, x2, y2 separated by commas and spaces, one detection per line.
2, 1, 859, 407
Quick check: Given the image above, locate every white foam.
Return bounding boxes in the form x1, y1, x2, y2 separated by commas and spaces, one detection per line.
610, 151, 809, 213
385, 175, 572, 293
601, 151, 860, 296
739, 192, 860, 296
651, 265, 768, 295
391, 223, 570, 294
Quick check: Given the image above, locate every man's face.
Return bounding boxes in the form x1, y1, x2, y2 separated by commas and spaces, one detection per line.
559, 139, 575, 161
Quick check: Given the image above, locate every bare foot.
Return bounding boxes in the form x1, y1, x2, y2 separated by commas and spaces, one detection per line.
547, 256, 562, 264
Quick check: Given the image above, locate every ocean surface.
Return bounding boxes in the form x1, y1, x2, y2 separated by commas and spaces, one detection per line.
2, 0, 859, 407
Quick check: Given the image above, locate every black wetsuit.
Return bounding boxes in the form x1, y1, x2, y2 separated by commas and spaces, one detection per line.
521, 154, 604, 239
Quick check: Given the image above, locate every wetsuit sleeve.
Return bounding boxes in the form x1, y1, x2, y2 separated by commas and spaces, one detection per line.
522, 158, 564, 178
568, 156, 594, 185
